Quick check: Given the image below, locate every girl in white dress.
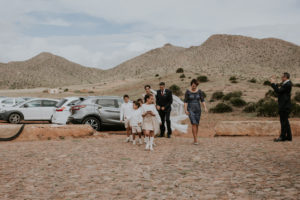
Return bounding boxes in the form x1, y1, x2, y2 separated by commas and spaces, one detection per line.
141, 94, 161, 151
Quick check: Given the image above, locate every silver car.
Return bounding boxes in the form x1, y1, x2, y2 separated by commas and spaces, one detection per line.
68, 96, 123, 130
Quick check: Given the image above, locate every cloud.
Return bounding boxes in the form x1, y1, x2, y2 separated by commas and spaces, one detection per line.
0, 0, 299, 69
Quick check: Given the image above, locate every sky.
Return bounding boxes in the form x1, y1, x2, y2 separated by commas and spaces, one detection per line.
0, 0, 299, 69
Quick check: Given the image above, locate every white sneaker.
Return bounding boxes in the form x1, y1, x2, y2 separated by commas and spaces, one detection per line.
149, 137, 154, 151
139, 139, 143, 145
145, 141, 150, 150
133, 140, 136, 145
125, 137, 130, 142
129, 135, 133, 142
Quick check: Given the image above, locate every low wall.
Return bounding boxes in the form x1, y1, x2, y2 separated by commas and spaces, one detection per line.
0, 124, 96, 141
215, 121, 300, 136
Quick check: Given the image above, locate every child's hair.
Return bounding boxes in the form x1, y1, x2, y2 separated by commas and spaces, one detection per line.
144, 85, 151, 89
133, 101, 141, 108
144, 93, 153, 103
137, 98, 143, 104
123, 94, 129, 99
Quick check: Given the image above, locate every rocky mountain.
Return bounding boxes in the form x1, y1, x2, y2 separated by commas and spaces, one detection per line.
0, 34, 299, 89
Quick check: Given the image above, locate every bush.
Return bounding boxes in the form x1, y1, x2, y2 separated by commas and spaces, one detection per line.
249, 78, 257, 83
291, 101, 300, 117
201, 91, 207, 98
211, 91, 224, 101
88, 91, 94, 93
231, 80, 238, 84
155, 74, 159, 77
64, 88, 69, 92
243, 102, 257, 113
223, 91, 242, 101
197, 76, 208, 82
229, 76, 237, 81
230, 97, 247, 107
265, 90, 277, 98
263, 80, 271, 86
169, 84, 182, 96
294, 91, 300, 102
257, 98, 278, 117
180, 74, 186, 78
294, 83, 300, 88
210, 103, 233, 113
176, 68, 184, 73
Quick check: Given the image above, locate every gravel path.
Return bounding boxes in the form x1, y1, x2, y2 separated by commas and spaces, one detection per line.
0, 136, 299, 199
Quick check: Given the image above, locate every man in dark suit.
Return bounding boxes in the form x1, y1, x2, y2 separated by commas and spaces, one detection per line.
270, 72, 292, 142
156, 82, 173, 138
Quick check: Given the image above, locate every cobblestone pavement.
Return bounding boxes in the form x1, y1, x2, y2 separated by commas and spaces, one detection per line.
0, 136, 299, 199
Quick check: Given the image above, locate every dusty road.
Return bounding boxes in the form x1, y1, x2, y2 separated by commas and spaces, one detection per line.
0, 136, 299, 199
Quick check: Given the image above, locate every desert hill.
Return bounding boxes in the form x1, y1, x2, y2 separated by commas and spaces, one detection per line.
107, 34, 300, 81
0, 52, 104, 89
0, 34, 299, 89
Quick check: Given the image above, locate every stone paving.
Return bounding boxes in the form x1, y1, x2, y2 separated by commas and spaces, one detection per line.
0, 136, 299, 199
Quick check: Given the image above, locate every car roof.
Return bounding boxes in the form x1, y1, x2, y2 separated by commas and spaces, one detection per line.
86, 96, 122, 99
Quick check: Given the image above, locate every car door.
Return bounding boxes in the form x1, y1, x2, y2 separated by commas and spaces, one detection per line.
96, 98, 121, 124
19, 100, 43, 120
42, 100, 58, 120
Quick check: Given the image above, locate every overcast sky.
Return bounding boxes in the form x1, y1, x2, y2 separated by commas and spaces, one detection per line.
0, 0, 299, 69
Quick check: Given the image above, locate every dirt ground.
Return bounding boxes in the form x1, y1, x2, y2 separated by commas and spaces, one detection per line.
0, 135, 299, 200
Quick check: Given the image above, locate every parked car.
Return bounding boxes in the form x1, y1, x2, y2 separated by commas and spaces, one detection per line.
68, 96, 123, 130
0, 98, 59, 124
51, 97, 84, 124
0, 97, 26, 108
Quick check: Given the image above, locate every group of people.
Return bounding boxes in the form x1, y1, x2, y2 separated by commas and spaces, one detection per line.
120, 79, 209, 151
120, 82, 174, 151
119, 72, 293, 151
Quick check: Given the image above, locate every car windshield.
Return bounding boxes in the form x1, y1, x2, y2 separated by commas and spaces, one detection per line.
56, 99, 68, 108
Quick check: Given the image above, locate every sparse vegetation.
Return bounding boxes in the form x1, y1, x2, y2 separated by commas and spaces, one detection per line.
294, 83, 300, 88
74, 90, 81, 93
263, 80, 271, 86
155, 74, 159, 77
243, 102, 257, 113
197, 76, 208, 82
256, 98, 278, 117
210, 103, 233, 113
265, 90, 277, 98
64, 88, 69, 92
223, 91, 242, 101
88, 91, 95, 93
229, 76, 237, 81
294, 91, 300, 102
176, 68, 184, 73
169, 84, 182, 96
230, 97, 247, 107
42, 89, 48, 93
180, 74, 186, 78
249, 78, 257, 83
211, 91, 224, 101
291, 101, 300, 117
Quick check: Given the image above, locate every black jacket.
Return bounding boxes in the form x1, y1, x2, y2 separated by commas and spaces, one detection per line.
271, 81, 292, 112
156, 89, 173, 112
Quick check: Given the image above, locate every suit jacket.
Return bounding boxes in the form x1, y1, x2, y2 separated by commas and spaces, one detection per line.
271, 81, 292, 112
156, 89, 173, 112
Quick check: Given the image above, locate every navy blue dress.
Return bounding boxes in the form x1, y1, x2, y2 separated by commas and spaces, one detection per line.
184, 89, 205, 125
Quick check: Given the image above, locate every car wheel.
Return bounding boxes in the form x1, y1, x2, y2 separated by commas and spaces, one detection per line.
82, 117, 101, 131
8, 113, 21, 124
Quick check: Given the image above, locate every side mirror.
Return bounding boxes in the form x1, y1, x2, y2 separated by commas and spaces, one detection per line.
23, 104, 28, 108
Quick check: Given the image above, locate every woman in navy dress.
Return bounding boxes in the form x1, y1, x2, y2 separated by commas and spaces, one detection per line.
184, 79, 208, 145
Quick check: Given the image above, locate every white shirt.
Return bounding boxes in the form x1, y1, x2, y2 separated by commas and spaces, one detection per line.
120, 102, 133, 121
283, 80, 290, 85
141, 104, 161, 124
129, 109, 143, 127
